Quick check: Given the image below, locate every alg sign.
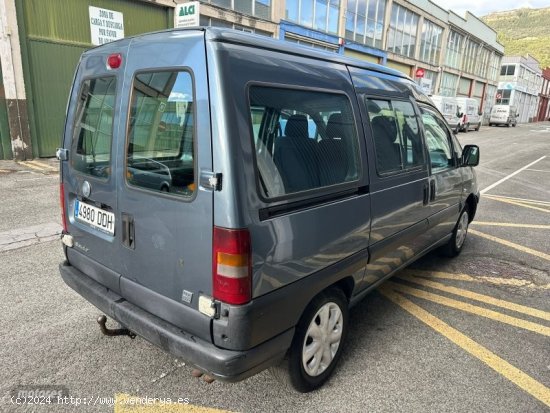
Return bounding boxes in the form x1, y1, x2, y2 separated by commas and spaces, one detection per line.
175, 2, 200, 28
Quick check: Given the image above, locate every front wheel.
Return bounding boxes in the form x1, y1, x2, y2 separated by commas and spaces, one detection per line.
441, 208, 470, 257
272, 288, 349, 392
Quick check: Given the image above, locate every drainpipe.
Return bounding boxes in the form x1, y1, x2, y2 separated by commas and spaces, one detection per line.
0, 0, 32, 160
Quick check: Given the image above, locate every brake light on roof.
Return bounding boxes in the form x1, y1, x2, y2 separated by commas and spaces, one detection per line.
107, 53, 122, 70
213, 227, 252, 305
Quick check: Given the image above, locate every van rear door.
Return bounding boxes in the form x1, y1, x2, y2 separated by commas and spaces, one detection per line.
116, 31, 213, 336
62, 42, 129, 293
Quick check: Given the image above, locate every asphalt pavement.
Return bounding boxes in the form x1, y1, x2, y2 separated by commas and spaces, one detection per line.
0, 124, 548, 413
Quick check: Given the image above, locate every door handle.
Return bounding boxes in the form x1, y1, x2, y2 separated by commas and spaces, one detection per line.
423, 183, 429, 205
121, 213, 135, 249
430, 180, 436, 202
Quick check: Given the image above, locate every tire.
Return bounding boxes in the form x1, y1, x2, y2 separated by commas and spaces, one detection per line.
512, 123, 516, 127
441, 208, 470, 258
475, 123, 481, 131
489, 123, 493, 127
271, 288, 349, 393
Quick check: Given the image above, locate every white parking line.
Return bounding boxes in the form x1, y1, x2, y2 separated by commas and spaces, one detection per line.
481, 156, 547, 195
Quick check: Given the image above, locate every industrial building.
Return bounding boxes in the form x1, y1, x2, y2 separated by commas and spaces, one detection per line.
0, 0, 505, 160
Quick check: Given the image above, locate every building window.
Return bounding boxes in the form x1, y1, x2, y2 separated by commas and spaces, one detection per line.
207, 0, 271, 19
387, 4, 419, 59
285, 0, 340, 35
462, 39, 480, 75
500, 65, 516, 76
345, 0, 386, 49
487, 53, 501, 82
495, 89, 511, 105
419, 20, 443, 66
445, 31, 463, 70
440, 72, 458, 97
199, 16, 273, 36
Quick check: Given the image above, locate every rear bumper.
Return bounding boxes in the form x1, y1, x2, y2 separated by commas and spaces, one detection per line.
59, 261, 293, 382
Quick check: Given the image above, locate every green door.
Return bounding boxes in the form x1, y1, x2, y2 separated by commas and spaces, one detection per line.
17, 0, 173, 157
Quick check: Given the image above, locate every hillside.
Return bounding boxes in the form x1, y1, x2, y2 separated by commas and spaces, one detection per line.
482, 7, 550, 68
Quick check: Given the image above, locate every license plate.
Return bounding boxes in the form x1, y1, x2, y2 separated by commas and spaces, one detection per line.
74, 200, 115, 235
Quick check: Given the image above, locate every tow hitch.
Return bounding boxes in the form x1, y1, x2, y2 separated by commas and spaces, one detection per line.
97, 315, 136, 339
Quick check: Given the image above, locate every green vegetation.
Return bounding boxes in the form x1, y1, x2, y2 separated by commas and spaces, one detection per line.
482, 7, 550, 68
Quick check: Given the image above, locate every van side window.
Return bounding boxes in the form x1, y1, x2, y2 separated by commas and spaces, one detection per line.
366, 99, 424, 174
71, 77, 116, 178
419, 107, 454, 171
249, 86, 360, 198
126, 71, 195, 197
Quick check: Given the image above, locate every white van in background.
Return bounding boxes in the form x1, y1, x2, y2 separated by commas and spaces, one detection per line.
430, 95, 462, 133
489, 105, 518, 127
455, 97, 482, 132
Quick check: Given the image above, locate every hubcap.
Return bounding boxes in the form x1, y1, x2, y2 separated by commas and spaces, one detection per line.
455, 211, 469, 249
302, 302, 343, 377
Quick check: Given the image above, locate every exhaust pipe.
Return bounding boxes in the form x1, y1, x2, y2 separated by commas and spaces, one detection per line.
97, 315, 136, 339
191, 369, 216, 383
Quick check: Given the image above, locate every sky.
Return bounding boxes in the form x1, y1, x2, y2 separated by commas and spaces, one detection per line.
430, 0, 550, 18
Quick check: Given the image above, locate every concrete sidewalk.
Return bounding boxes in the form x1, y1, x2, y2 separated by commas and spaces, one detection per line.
0, 159, 60, 234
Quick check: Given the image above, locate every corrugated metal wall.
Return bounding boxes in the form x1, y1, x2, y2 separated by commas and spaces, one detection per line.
0, 63, 12, 160
17, 0, 173, 157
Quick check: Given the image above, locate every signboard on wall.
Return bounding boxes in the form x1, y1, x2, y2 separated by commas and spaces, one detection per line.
89, 6, 124, 46
419, 78, 432, 95
175, 2, 200, 28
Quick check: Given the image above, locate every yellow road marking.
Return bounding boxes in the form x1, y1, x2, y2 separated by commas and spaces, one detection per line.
385, 281, 550, 336
469, 229, 550, 261
18, 161, 45, 171
26, 159, 56, 170
402, 269, 550, 290
398, 274, 550, 321
379, 286, 550, 408
485, 194, 550, 206
484, 196, 550, 214
114, 394, 233, 412
472, 221, 550, 229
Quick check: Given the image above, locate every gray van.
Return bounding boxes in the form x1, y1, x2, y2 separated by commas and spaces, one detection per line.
58, 28, 480, 393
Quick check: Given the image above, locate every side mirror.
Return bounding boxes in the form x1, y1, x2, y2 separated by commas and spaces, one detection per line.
462, 145, 480, 167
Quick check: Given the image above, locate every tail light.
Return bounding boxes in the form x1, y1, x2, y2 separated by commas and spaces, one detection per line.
60, 182, 68, 233
213, 227, 251, 305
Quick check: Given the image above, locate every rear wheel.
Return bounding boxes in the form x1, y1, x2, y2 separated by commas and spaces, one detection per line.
271, 288, 348, 392
441, 208, 470, 257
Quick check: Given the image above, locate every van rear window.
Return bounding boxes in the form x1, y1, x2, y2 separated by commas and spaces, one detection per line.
126, 71, 195, 197
71, 77, 116, 178
249, 86, 360, 198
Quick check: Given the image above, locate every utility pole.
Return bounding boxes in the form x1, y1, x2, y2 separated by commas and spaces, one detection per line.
0, 0, 32, 160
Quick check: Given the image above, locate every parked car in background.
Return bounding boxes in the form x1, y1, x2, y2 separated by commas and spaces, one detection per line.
455, 97, 482, 132
430, 95, 462, 134
489, 105, 518, 127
